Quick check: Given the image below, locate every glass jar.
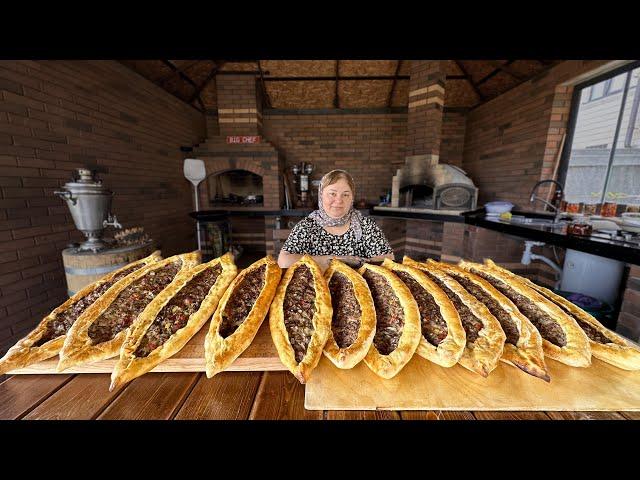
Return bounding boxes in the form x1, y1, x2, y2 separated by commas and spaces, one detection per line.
601, 202, 618, 217
583, 203, 599, 215
567, 216, 593, 236
566, 202, 582, 214
625, 204, 640, 213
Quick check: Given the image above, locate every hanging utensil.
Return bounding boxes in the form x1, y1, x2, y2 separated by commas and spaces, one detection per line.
183, 158, 207, 251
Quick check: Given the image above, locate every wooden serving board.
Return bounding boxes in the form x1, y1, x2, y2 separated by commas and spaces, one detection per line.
8, 322, 285, 374
305, 355, 640, 411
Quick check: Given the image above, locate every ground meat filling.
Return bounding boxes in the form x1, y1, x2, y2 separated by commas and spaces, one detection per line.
422, 271, 483, 344
451, 274, 519, 345
283, 265, 316, 363
395, 271, 448, 346
538, 293, 613, 344
362, 270, 404, 355
135, 264, 223, 357
219, 264, 266, 339
87, 261, 181, 345
329, 272, 361, 349
33, 264, 144, 347
471, 269, 567, 347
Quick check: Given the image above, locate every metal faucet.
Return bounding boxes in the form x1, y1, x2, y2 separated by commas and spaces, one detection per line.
530, 179, 564, 221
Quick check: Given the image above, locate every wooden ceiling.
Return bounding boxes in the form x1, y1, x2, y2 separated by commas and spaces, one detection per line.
119, 60, 561, 112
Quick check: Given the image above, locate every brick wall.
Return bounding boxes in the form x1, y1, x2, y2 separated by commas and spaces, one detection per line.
406, 61, 446, 158
440, 110, 467, 167
0, 60, 205, 355
216, 75, 260, 136
463, 60, 611, 207
262, 112, 407, 204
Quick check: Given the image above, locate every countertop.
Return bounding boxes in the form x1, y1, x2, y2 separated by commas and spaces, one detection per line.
1, 372, 636, 420
464, 210, 640, 265
191, 207, 465, 222
190, 207, 640, 265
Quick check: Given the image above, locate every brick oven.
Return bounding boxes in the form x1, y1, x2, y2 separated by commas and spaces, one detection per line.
192, 73, 285, 256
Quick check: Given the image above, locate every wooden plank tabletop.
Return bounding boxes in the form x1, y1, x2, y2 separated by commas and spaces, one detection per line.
1, 371, 638, 420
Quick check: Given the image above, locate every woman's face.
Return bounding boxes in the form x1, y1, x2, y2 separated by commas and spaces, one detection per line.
322, 178, 353, 219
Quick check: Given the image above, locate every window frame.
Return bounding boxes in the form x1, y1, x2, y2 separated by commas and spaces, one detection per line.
557, 60, 640, 204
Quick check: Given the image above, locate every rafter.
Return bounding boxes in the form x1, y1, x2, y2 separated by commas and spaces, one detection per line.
257, 60, 272, 109
487, 60, 524, 81
476, 60, 515, 86
188, 60, 226, 104
454, 60, 484, 102
262, 75, 410, 81
158, 60, 201, 84
387, 60, 402, 107
161, 60, 200, 91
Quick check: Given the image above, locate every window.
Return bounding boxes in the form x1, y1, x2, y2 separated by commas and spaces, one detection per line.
584, 73, 630, 103
559, 61, 640, 206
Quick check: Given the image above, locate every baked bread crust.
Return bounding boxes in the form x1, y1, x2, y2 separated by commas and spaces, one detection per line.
0, 250, 162, 375
484, 259, 640, 371
206, 255, 282, 378
269, 254, 331, 383
384, 258, 466, 368
459, 260, 591, 367
110, 252, 238, 390
432, 261, 549, 381
323, 259, 376, 369
358, 263, 421, 379
57, 251, 201, 372
404, 258, 506, 377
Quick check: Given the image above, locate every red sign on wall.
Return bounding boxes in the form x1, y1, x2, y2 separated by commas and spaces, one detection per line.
226, 136, 262, 144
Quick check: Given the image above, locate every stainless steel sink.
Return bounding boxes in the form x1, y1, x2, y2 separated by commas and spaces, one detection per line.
508, 216, 568, 228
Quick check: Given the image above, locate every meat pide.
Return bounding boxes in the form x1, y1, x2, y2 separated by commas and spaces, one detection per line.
484, 259, 640, 371
383, 258, 465, 368
0, 251, 162, 375
205, 255, 281, 378
358, 263, 421, 379
403, 257, 506, 377
323, 259, 376, 369
459, 260, 591, 368
110, 252, 238, 390
57, 251, 201, 372
269, 255, 331, 383
431, 261, 549, 382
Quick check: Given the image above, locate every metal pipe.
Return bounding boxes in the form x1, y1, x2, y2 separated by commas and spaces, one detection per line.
625, 75, 640, 147
601, 71, 632, 203
529, 253, 563, 290
521, 240, 563, 289
194, 188, 202, 252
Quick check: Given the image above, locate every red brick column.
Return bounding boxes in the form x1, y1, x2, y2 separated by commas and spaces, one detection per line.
406, 60, 446, 161
216, 74, 260, 136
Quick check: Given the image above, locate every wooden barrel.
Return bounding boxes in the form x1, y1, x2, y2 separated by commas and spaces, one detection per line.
62, 242, 156, 297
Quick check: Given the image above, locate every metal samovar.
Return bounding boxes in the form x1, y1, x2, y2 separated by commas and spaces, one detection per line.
55, 168, 122, 251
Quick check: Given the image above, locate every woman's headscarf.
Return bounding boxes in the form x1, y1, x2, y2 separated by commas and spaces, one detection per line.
308, 169, 364, 241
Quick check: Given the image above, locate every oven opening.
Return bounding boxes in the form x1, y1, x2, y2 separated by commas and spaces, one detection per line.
207, 169, 264, 207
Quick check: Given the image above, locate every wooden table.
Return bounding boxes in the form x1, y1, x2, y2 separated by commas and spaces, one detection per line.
1, 372, 638, 420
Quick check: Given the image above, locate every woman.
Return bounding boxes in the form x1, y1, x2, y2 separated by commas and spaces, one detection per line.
278, 169, 394, 271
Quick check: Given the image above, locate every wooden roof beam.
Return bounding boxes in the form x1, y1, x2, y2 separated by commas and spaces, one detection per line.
476, 60, 515, 86
262, 75, 410, 81
387, 60, 402, 107
487, 60, 525, 81
257, 60, 272, 109
161, 60, 200, 91
188, 60, 227, 104
454, 60, 484, 102
158, 60, 201, 85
